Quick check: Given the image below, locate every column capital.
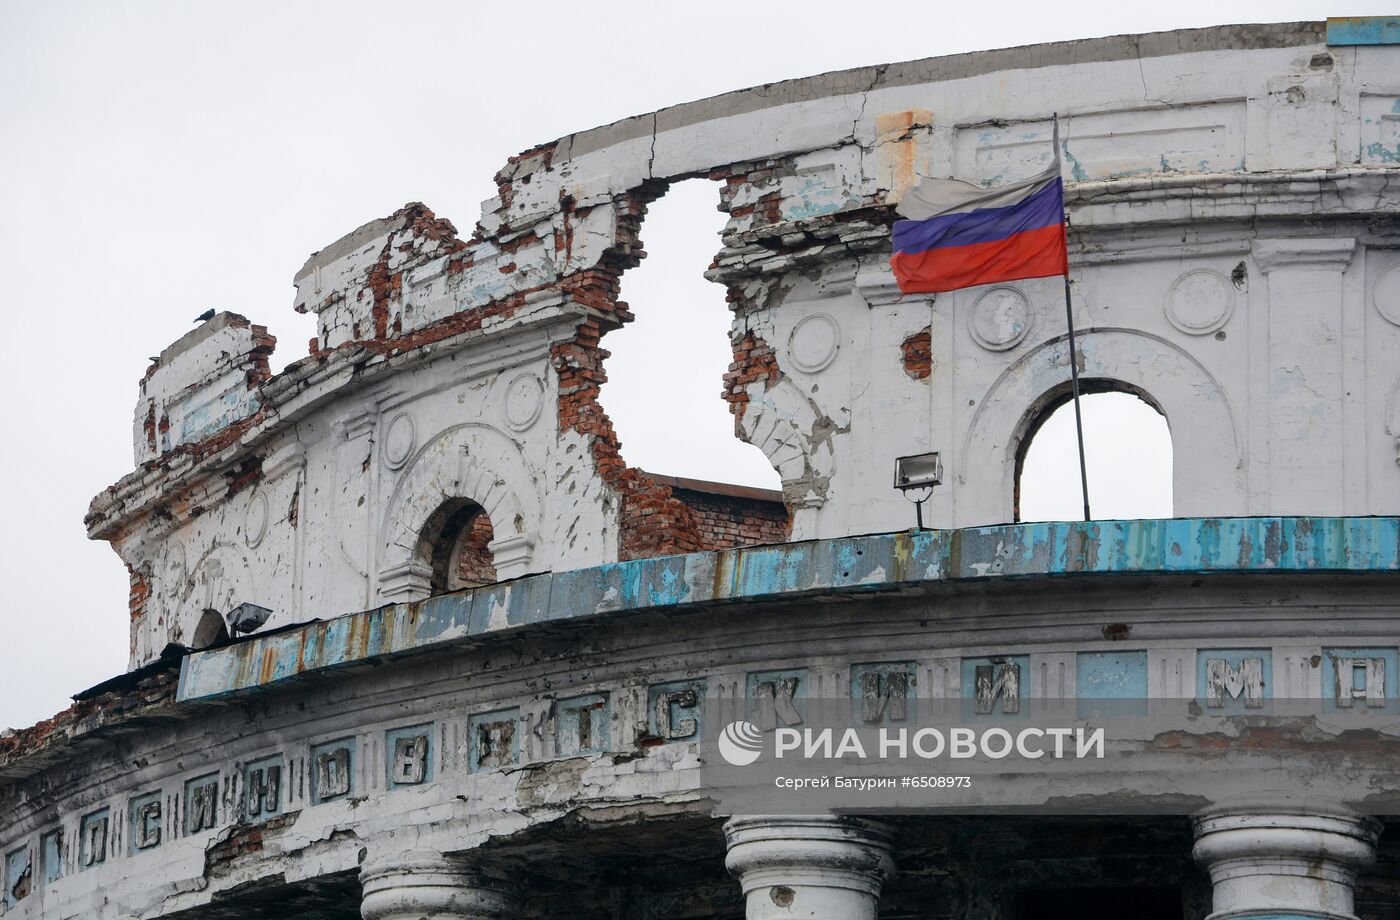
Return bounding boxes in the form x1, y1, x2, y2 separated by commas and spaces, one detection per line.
360, 849, 517, 920
1250, 238, 1357, 273
1192, 799, 1380, 920
855, 264, 922, 307
724, 815, 895, 919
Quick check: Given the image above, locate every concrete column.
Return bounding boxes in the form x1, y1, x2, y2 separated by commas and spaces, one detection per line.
1192, 801, 1380, 920
724, 815, 895, 920
360, 850, 516, 920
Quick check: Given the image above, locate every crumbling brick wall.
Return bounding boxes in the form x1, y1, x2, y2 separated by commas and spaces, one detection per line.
672, 488, 790, 549
545, 182, 793, 560
721, 330, 782, 436
454, 512, 497, 587
133, 312, 277, 467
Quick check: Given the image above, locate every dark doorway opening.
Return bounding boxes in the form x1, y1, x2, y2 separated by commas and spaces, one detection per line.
1015, 886, 1182, 920
418, 498, 497, 594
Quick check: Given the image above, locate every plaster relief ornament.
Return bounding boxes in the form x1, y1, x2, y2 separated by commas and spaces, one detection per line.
21, 23, 1400, 920
382, 412, 417, 469
1374, 264, 1400, 326
503, 373, 545, 431
969, 286, 1034, 351
244, 491, 270, 549
787, 313, 841, 373
1164, 268, 1236, 335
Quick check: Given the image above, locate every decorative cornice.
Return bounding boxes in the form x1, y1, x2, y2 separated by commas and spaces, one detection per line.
175, 516, 1400, 703
85, 305, 587, 542
1251, 236, 1359, 272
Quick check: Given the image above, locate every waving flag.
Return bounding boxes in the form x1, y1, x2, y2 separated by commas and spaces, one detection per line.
889, 117, 1094, 520
891, 137, 1067, 294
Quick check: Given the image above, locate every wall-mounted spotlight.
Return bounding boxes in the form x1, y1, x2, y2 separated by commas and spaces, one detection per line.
226, 602, 273, 636
894, 452, 942, 531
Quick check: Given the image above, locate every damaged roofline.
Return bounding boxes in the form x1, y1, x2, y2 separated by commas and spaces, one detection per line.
175, 515, 1400, 703
85, 299, 590, 541
546, 22, 1324, 163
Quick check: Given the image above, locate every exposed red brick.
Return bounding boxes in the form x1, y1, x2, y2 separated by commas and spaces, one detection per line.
0, 667, 178, 770
901, 326, 932, 380
544, 182, 722, 560
672, 488, 791, 549
362, 202, 467, 340
455, 511, 497, 586
245, 325, 277, 387
206, 812, 298, 867
491, 142, 558, 230
142, 403, 157, 454
721, 330, 781, 435
104, 157, 827, 573
127, 562, 150, 624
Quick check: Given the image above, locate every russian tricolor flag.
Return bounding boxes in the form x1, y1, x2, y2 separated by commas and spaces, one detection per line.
890, 160, 1068, 295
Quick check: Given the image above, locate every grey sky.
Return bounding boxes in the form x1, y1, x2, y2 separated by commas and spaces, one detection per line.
1, 0, 1383, 729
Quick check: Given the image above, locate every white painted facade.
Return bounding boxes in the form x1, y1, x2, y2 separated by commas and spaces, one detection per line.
5, 21, 1399, 920
84, 23, 1400, 667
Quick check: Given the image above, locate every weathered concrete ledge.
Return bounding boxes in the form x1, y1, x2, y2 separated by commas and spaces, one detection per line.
177, 515, 1400, 702
558, 21, 1324, 160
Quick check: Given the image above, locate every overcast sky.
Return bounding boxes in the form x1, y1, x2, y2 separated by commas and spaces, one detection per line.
1, 0, 1386, 730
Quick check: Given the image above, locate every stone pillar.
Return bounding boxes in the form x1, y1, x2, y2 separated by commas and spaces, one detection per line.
724, 815, 895, 920
360, 850, 516, 920
1192, 801, 1380, 920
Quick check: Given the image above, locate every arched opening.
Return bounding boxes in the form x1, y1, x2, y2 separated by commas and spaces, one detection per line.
600, 177, 781, 491
416, 499, 497, 594
1015, 385, 1173, 522
191, 608, 229, 650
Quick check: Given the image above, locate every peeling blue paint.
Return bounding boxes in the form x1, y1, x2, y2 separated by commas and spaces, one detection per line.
175, 384, 260, 448
3, 845, 29, 909
780, 186, 860, 221
1364, 141, 1400, 163
1077, 651, 1149, 717
1321, 647, 1399, 714
1061, 145, 1089, 181
1327, 16, 1400, 45
1196, 648, 1272, 713
177, 517, 1400, 702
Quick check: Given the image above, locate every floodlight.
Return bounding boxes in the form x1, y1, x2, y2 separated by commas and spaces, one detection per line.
226, 602, 273, 636
894, 452, 942, 530
894, 452, 942, 491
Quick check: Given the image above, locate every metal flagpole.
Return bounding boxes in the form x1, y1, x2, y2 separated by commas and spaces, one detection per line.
1054, 114, 1092, 522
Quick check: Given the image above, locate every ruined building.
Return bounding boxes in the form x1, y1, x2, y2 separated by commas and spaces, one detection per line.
5, 19, 1400, 920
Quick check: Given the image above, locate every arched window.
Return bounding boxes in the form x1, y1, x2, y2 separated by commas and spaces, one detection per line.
1016, 387, 1173, 522
417, 499, 497, 594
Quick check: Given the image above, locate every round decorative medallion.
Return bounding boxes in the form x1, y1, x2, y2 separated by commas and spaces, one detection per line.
1374, 265, 1400, 327
969, 286, 1033, 351
788, 313, 841, 374
382, 412, 417, 469
244, 491, 270, 549
1164, 269, 1235, 335
504, 374, 545, 431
